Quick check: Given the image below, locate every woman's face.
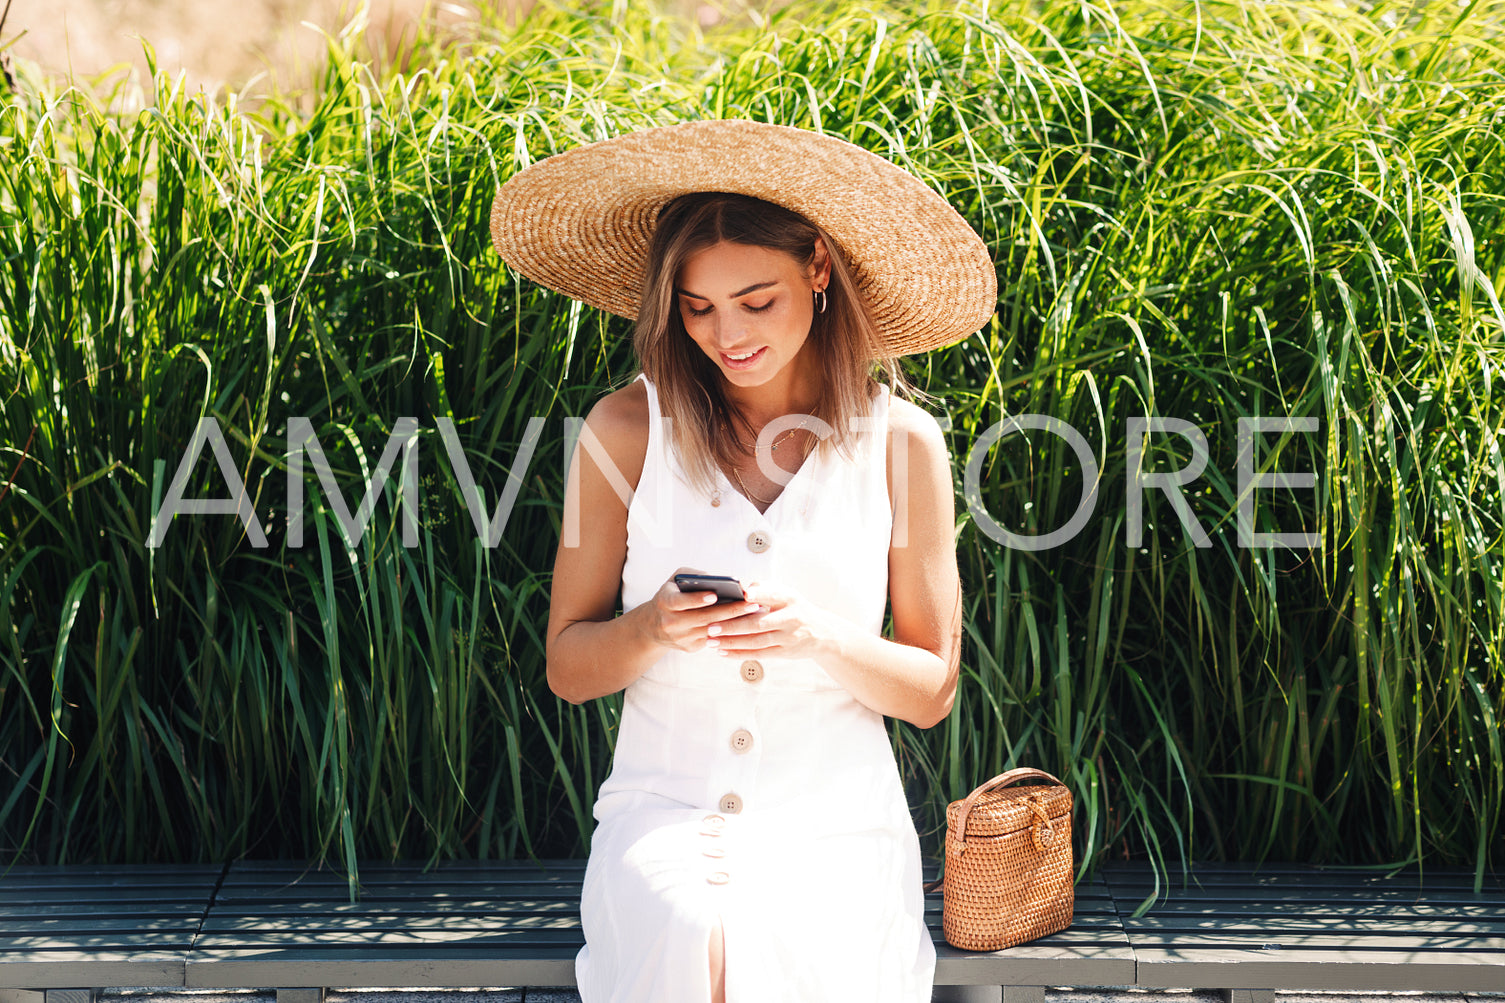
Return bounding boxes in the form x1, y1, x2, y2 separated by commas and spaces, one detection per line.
674, 239, 828, 389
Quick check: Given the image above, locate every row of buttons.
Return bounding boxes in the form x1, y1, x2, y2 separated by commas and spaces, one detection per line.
714, 654, 758, 881
702, 557, 763, 888
702, 811, 731, 885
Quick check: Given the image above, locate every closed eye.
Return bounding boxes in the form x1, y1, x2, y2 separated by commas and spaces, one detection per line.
684, 299, 772, 316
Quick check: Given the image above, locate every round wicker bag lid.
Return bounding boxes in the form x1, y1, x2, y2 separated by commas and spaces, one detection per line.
946, 783, 1073, 838
489, 119, 997, 357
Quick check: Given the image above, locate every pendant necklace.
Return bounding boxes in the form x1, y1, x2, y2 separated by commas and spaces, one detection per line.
710, 416, 815, 507
733, 415, 813, 453
726, 432, 817, 506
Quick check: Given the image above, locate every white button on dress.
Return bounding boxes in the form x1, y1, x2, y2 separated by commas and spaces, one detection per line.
575, 373, 933, 1002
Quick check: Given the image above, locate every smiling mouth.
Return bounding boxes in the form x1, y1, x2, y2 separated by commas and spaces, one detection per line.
721, 347, 766, 367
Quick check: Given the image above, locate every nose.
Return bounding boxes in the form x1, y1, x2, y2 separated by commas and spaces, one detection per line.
710, 317, 747, 351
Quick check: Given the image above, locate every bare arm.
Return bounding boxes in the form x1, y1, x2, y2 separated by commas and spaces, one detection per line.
545, 382, 765, 704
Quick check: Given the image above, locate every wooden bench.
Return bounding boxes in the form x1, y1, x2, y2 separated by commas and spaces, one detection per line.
0, 863, 223, 1003
186, 860, 1131, 1003
2, 859, 1500, 1003
1103, 861, 1505, 1002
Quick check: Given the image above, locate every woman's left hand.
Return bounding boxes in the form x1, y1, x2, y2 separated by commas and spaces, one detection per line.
702, 580, 852, 661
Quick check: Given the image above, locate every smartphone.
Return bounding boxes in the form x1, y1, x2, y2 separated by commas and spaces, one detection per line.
673, 573, 746, 604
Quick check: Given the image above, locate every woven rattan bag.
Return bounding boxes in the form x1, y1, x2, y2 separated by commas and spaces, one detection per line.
940, 768, 1074, 951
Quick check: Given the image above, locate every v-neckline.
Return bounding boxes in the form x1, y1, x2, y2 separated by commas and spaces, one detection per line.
719, 444, 822, 520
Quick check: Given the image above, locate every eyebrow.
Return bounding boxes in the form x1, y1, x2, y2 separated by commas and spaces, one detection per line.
676, 280, 778, 301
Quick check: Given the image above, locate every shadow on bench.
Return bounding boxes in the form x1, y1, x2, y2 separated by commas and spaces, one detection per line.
1, 860, 1500, 1003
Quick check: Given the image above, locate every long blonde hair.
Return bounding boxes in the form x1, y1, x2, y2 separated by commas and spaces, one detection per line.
634, 193, 911, 497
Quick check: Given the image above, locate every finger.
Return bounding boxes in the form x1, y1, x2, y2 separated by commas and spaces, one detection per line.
690, 606, 762, 641
709, 632, 780, 655
738, 582, 787, 608
702, 600, 765, 624
705, 608, 768, 637
658, 579, 722, 611
677, 591, 724, 611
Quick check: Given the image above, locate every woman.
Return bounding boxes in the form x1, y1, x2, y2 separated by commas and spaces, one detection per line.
490, 120, 995, 1003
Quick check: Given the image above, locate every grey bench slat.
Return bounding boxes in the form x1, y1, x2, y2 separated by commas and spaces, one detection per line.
194, 928, 586, 946
1105, 873, 1505, 902
215, 885, 583, 897
201, 913, 577, 933
213, 887, 583, 904
1131, 948, 1505, 993
0, 905, 206, 919
1105, 863, 1501, 883
208, 889, 581, 904
932, 947, 1135, 989
186, 950, 580, 989
0, 934, 192, 950
1114, 888, 1505, 907
1122, 915, 1505, 936
1104, 862, 1505, 994
0, 865, 221, 990
217, 864, 584, 885
1203, 864, 1490, 876
195, 919, 1119, 944
1107, 880, 1505, 901
0, 892, 214, 906
215, 873, 589, 891
0, 919, 212, 936
1111, 901, 1505, 918
1116, 870, 1498, 888
0, 954, 187, 989
0, 865, 224, 873
201, 901, 585, 922
193, 928, 1123, 957
226, 860, 588, 871
1119, 921, 1505, 945
0, 875, 220, 896
1105, 860, 1491, 877
198, 899, 1118, 923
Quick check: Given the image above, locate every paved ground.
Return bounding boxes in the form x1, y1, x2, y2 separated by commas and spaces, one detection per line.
108, 989, 1505, 1003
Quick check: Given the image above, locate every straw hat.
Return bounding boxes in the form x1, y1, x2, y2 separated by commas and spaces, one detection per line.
489, 120, 996, 356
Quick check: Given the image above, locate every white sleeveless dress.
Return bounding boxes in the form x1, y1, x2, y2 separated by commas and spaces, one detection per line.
574, 372, 935, 1003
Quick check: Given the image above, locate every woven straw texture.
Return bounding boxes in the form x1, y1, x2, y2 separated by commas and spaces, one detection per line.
489, 119, 997, 356
941, 768, 1074, 951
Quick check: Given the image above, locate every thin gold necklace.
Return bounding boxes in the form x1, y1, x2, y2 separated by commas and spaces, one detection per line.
728, 434, 816, 505
730, 416, 813, 453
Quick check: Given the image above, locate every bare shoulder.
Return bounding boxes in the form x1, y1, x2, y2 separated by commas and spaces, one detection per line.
886, 395, 949, 466
581, 378, 651, 489
587, 377, 649, 436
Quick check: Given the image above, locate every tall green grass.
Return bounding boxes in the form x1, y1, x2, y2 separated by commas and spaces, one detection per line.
1, 0, 1501, 889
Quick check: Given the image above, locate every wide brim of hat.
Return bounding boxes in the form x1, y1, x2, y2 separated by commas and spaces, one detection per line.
489, 120, 996, 356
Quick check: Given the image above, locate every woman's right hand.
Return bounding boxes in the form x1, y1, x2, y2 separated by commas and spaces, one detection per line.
636, 568, 765, 653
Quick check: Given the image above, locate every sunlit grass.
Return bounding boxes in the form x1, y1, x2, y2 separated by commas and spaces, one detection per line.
1, 0, 1501, 890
